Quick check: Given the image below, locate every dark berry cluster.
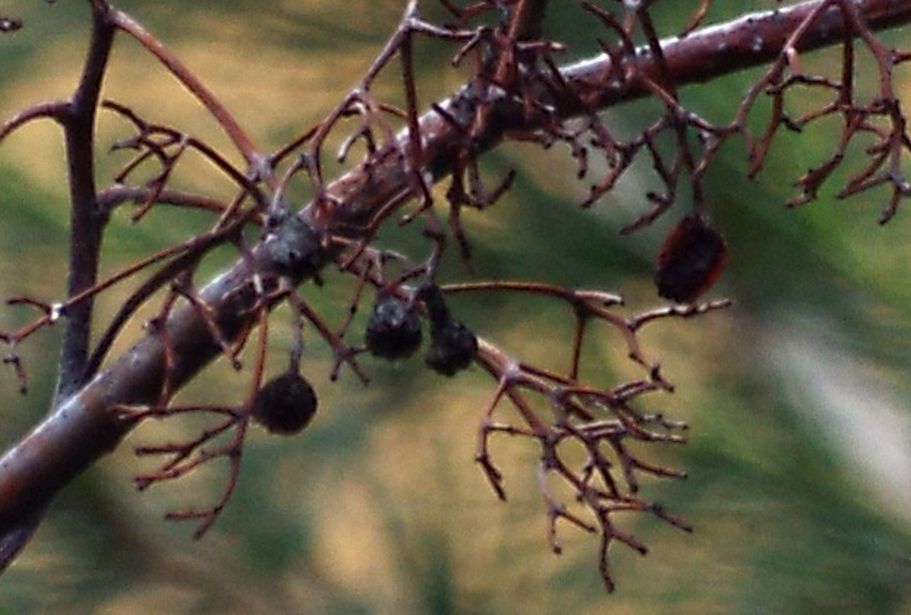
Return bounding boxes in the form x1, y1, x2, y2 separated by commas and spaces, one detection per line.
252, 371, 318, 435
363, 284, 477, 377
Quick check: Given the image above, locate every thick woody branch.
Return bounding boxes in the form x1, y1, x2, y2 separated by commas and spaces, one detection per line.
55, 4, 115, 403
320, 0, 911, 228
0, 0, 909, 571
557, 0, 911, 114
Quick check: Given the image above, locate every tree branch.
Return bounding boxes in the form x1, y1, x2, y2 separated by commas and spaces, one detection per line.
557, 0, 911, 115
1, 0, 909, 572
55, 3, 115, 403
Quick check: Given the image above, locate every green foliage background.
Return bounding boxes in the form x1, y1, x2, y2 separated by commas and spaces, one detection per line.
0, 2, 910, 613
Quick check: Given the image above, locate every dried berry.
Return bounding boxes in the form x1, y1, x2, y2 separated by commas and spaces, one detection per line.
252, 371, 317, 435
265, 214, 325, 280
654, 213, 728, 303
414, 282, 477, 376
425, 319, 478, 376
365, 295, 423, 360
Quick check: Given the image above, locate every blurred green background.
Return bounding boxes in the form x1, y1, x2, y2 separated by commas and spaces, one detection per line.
1, 1, 910, 613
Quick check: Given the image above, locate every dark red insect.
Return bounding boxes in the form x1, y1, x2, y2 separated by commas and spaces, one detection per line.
654, 213, 728, 304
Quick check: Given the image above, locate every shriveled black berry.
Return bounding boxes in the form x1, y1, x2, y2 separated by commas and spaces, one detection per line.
252, 371, 317, 435
365, 295, 423, 360
265, 214, 325, 280
425, 319, 478, 376
415, 282, 477, 376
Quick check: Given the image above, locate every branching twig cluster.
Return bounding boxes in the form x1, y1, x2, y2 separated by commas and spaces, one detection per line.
0, 0, 909, 591
509, 0, 911, 230
445, 281, 730, 590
